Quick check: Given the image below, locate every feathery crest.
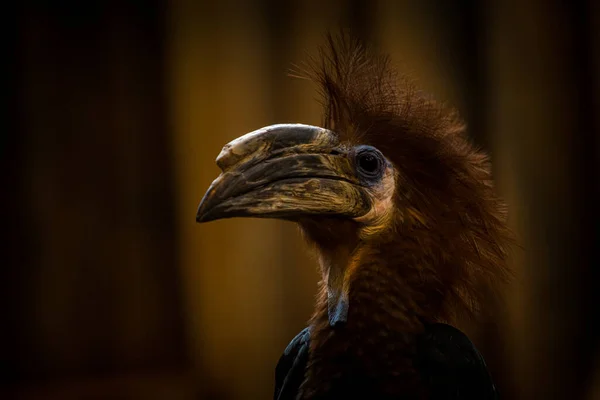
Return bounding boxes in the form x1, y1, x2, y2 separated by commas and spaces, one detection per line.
299, 33, 514, 322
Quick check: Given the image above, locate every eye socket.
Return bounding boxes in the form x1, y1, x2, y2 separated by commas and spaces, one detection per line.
354, 146, 385, 181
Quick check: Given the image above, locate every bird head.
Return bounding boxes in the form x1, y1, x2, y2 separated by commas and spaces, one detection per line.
196, 36, 511, 329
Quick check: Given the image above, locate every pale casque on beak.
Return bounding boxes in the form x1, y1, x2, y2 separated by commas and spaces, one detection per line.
196, 123, 375, 223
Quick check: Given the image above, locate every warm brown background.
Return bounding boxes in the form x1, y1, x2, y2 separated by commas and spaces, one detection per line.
5, 0, 600, 399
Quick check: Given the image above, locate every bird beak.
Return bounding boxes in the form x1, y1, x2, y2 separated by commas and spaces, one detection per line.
196, 124, 371, 223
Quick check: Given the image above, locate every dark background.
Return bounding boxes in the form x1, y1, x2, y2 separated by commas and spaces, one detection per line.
5, 0, 599, 399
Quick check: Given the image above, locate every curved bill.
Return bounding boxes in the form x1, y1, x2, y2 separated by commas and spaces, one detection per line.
196, 124, 372, 223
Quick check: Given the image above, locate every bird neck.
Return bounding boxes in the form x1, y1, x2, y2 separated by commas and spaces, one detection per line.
301, 240, 428, 398
313, 240, 426, 336
299, 217, 431, 337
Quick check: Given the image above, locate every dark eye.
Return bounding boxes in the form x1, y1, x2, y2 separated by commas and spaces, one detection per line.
354, 146, 385, 181
358, 153, 379, 173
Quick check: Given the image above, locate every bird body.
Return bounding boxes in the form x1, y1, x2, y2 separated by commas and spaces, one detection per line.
275, 323, 497, 400
196, 35, 512, 399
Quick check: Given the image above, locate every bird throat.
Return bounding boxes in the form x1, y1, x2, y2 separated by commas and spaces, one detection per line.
319, 244, 359, 329
327, 258, 349, 328
299, 218, 363, 329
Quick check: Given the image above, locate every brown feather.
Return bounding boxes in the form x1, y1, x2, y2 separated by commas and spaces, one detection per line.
294, 34, 514, 398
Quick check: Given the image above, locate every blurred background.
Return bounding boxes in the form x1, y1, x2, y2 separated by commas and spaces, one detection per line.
4, 0, 599, 399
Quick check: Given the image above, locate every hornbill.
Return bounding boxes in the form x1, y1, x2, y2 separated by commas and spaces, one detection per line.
196, 36, 512, 399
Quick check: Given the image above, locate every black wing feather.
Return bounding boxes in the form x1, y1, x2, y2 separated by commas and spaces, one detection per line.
273, 323, 497, 399
415, 323, 498, 399
274, 327, 310, 400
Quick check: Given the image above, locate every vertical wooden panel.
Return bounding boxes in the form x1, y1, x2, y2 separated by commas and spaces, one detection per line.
374, 1, 462, 110
486, 0, 600, 398
6, 0, 190, 398
166, 1, 291, 397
